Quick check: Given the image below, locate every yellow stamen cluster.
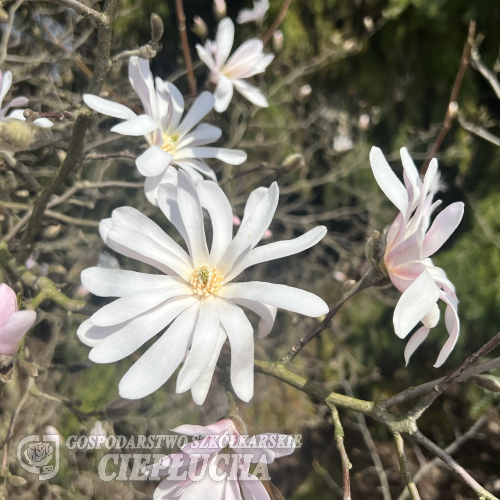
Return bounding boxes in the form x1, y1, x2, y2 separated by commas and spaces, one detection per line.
161, 133, 179, 154
190, 266, 223, 296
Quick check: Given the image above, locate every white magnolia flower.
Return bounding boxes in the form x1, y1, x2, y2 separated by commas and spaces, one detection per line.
78, 171, 328, 404
237, 0, 270, 25
83, 57, 247, 205
196, 18, 274, 112
370, 147, 464, 367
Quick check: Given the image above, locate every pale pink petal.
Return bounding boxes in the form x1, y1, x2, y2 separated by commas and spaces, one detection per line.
215, 18, 235, 68
0, 283, 18, 331
213, 75, 234, 113
0, 310, 37, 355
434, 292, 460, 368
404, 327, 430, 366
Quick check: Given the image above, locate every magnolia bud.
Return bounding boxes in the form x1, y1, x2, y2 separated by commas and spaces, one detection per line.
213, 0, 227, 19
0, 119, 35, 153
363, 16, 374, 32
448, 101, 458, 118
192, 16, 208, 39
299, 84, 312, 97
358, 114, 370, 130
150, 13, 164, 43
272, 30, 284, 51
365, 229, 389, 277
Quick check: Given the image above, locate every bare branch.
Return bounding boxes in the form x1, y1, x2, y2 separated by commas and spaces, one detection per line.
174, 0, 196, 96
458, 112, 500, 147
328, 405, 352, 500
27, 0, 106, 26
393, 432, 421, 500
261, 0, 293, 45
471, 46, 500, 99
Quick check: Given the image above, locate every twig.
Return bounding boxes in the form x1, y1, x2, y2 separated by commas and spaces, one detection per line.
407, 331, 500, 420
174, 0, 196, 96
312, 459, 344, 496
27, 0, 106, 26
0, 0, 23, 65
261, 0, 293, 45
281, 268, 389, 364
16, 0, 120, 264
85, 151, 137, 160
344, 381, 392, 500
398, 404, 500, 500
470, 46, 500, 99
457, 112, 500, 147
420, 20, 476, 174
393, 432, 421, 500
412, 430, 498, 500
23, 109, 75, 122
381, 355, 500, 408
328, 405, 352, 500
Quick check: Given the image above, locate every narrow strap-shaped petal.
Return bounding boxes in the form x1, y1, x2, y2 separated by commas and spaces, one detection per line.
165, 82, 185, 136
190, 326, 227, 405
0, 70, 12, 106
223, 39, 264, 77
0, 310, 36, 356
385, 213, 406, 254
177, 124, 222, 149
404, 326, 430, 366
175, 92, 215, 139
89, 283, 192, 327
83, 94, 137, 120
421, 202, 464, 259
77, 319, 128, 347
369, 146, 408, 215
128, 56, 153, 116
136, 145, 173, 177
157, 182, 191, 248
385, 218, 424, 270
400, 147, 421, 213
224, 226, 327, 282
174, 158, 217, 181
231, 298, 277, 338
176, 295, 220, 393
0, 96, 29, 118
177, 171, 210, 266
217, 297, 254, 402
175, 161, 204, 184
0, 283, 18, 331
239, 474, 271, 500
111, 206, 191, 265
233, 79, 269, 108
195, 43, 218, 75
118, 302, 199, 399
217, 183, 278, 275
81, 268, 179, 297
434, 292, 460, 368
213, 75, 234, 113
242, 187, 268, 223
111, 114, 159, 136
215, 17, 235, 69
89, 296, 198, 363
219, 282, 328, 317
393, 269, 441, 339
174, 146, 247, 165
197, 181, 233, 265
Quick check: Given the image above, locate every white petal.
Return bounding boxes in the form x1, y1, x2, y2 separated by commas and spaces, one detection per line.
175, 92, 214, 139
177, 124, 222, 149
118, 303, 199, 399
136, 145, 173, 177
111, 114, 159, 136
434, 292, 460, 368
196, 43, 218, 75
215, 17, 235, 68
165, 82, 185, 136
421, 303, 440, 328
176, 295, 220, 393
190, 326, 227, 405
77, 319, 127, 347
157, 182, 190, 247
385, 218, 424, 269
174, 146, 247, 165
33, 118, 53, 128
369, 146, 408, 215
242, 187, 268, 223
217, 297, 254, 401
404, 327, 430, 366
89, 296, 198, 363
223, 39, 264, 77
233, 79, 269, 107
177, 171, 210, 267
240, 475, 273, 500
89, 284, 192, 327
393, 269, 441, 339
421, 202, 464, 259
175, 161, 204, 184
197, 180, 233, 264
174, 159, 217, 181
0, 70, 12, 105
225, 226, 327, 282
213, 75, 234, 113
81, 268, 178, 297
145, 165, 178, 207
219, 282, 328, 317
231, 298, 277, 338
106, 227, 192, 279
217, 183, 278, 275
111, 206, 191, 265
83, 94, 137, 120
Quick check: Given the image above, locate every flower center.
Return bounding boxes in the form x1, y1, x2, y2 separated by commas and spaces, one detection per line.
190, 266, 223, 296
161, 133, 179, 154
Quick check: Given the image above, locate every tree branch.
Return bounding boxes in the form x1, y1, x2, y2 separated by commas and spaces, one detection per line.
174, 0, 196, 96
393, 432, 421, 500
261, 0, 293, 45
327, 405, 351, 500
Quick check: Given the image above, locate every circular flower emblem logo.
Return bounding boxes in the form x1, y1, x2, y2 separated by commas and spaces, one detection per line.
25, 442, 54, 470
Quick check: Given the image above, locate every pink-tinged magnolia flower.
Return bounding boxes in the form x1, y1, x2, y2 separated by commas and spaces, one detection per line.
0, 284, 36, 356
83, 57, 246, 205
78, 172, 328, 403
236, 0, 270, 25
370, 147, 464, 367
196, 18, 274, 112
148, 419, 295, 500
0, 70, 53, 128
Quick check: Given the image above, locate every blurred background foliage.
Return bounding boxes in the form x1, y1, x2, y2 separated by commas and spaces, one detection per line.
2, 0, 500, 498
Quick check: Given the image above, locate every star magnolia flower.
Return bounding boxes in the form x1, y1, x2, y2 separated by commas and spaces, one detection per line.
78, 171, 328, 403
370, 147, 464, 367
83, 57, 247, 205
236, 0, 270, 24
196, 18, 274, 112
148, 418, 295, 500
0, 284, 36, 356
